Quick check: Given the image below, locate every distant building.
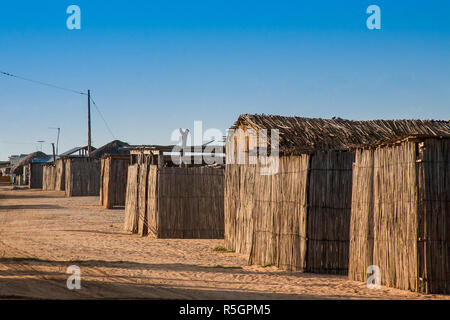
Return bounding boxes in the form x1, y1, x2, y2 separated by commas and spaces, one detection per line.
0, 160, 10, 176
10, 152, 51, 186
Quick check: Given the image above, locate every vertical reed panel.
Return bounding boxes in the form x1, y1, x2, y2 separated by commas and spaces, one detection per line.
306, 151, 354, 274
147, 165, 159, 236
157, 167, 224, 238
419, 138, 449, 293
124, 164, 139, 233
349, 137, 448, 294
349, 149, 375, 281
137, 162, 149, 236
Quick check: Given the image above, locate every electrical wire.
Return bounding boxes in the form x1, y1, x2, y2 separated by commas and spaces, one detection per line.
1, 69, 117, 141
0, 70, 86, 95
90, 96, 116, 140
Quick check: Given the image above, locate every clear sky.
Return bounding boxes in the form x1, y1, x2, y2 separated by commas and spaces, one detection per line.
1, 0, 449, 160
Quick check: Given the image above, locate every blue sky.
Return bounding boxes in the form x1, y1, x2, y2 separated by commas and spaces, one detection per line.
0, 0, 449, 160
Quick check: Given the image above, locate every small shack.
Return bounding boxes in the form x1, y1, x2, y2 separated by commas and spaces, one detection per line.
225, 114, 450, 274
62, 140, 129, 197
100, 154, 130, 208
64, 157, 101, 196
42, 145, 94, 192
10, 151, 50, 188
349, 134, 449, 294
124, 145, 225, 238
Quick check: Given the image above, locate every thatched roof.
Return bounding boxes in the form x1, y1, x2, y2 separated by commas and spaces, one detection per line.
232, 114, 450, 154
90, 140, 130, 159
10, 151, 50, 174
359, 133, 450, 149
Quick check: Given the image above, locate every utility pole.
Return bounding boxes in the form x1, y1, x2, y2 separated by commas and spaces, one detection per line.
37, 140, 45, 151
87, 89, 92, 157
56, 127, 60, 155
49, 127, 60, 155
51, 143, 56, 162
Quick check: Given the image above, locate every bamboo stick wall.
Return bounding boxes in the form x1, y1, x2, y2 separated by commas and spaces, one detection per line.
137, 162, 149, 236
29, 163, 44, 189
124, 164, 224, 238
55, 159, 65, 191
419, 138, 450, 294
306, 151, 354, 274
226, 151, 354, 274
64, 158, 101, 197
247, 156, 310, 271
99, 155, 130, 209
42, 159, 65, 191
42, 164, 56, 191
349, 137, 449, 294
224, 164, 258, 254
147, 165, 158, 236
124, 164, 139, 233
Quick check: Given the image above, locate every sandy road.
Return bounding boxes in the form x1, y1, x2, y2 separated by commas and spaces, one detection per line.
0, 184, 448, 299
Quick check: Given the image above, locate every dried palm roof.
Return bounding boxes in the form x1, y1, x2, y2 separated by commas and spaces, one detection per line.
358, 133, 450, 149
90, 140, 130, 159
10, 151, 50, 175
232, 114, 450, 154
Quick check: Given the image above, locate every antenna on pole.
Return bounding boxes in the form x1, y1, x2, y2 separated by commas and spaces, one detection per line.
49, 127, 60, 155
37, 140, 45, 152
87, 89, 92, 157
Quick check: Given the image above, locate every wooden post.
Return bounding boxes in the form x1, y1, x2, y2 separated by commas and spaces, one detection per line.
56, 127, 60, 155
87, 89, 92, 157
51, 143, 56, 163
158, 152, 164, 168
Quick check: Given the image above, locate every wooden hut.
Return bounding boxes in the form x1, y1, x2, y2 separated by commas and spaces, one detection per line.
225, 114, 450, 274
100, 154, 130, 208
124, 145, 225, 238
62, 140, 129, 197
349, 134, 449, 294
42, 159, 66, 191
64, 157, 101, 197
10, 151, 50, 187
42, 145, 93, 192
96, 141, 130, 208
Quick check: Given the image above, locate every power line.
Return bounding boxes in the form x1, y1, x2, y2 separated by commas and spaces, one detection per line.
1, 69, 117, 141
89, 96, 116, 140
0, 70, 86, 95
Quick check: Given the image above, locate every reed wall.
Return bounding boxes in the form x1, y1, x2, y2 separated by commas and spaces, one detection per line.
124, 164, 224, 239
29, 163, 44, 189
42, 159, 65, 191
349, 137, 449, 294
64, 158, 101, 197
225, 151, 354, 274
99, 156, 130, 208
42, 164, 56, 191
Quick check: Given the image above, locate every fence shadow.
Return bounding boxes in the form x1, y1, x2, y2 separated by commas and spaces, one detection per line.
0, 204, 62, 210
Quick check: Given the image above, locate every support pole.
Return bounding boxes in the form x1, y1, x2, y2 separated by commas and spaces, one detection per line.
51, 143, 56, 163
87, 89, 92, 157
56, 127, 60, 156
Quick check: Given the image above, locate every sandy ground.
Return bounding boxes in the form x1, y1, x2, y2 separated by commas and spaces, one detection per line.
0, 184, 448, 300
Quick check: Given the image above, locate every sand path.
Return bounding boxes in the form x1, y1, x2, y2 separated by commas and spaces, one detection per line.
0, 184, 448, 299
